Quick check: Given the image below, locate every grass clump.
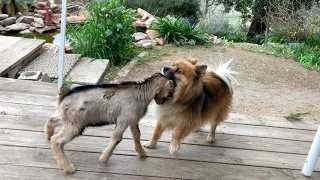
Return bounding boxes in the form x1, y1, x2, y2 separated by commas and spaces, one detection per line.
67, 0, 137, 66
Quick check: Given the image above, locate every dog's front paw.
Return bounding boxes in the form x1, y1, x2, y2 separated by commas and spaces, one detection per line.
99, 155, 110, 164
137, 149, 147, 158
169, 144, 180, 154
206, 135, 215, 143
143, 141, 157, 149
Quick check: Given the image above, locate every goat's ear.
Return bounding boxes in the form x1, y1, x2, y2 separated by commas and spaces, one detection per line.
196, 65, 207, 75
166, 80, 174, 89
187, 58, 198, 65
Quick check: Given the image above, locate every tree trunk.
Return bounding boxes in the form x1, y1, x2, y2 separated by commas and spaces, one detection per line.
247, 1, 267, 38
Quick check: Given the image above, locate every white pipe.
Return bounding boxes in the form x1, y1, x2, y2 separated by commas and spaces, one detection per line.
57, 0, 68, 93
302, 125, 320, 176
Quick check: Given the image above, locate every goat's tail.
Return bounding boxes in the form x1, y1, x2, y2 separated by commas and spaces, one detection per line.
58, 84, 70, 104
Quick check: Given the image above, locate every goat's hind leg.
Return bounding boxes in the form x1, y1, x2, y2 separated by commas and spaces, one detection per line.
130, 123, 146, 158
44, 113, 62, 140
51, 123, 82, 174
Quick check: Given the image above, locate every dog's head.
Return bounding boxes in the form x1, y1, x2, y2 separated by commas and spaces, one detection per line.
154, 78, 174, 105
162, 58, 207, 85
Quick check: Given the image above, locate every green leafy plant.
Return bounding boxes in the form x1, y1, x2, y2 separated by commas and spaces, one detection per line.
268, 33, 286, 44
0, 0, 28, 16
52, 77, 74, 85
67, 0, 137, 66
152, 17, 209, 46
284, 112, 310, 121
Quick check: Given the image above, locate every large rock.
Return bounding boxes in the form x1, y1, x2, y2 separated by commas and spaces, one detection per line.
0, 17, 16, 27
5, 23, 30, 31
133, 32, 148, 41
35, 26, 56, 33
135, 39, 157, 48
16, 16, 34, 24
137, 8, 152, 18
67, 16, 86, 25
146, 30, 159, 40
34, 13, 45, 19
34, 9, 46, 16
133, 18, 146, 28
29, 27, 35, 32
19, 29, 33, 34
155, 38, 165, 45
145, 16, 156, 28
0, 14, 9, 20
37, 2, 46, 9
31, 18, 45, 28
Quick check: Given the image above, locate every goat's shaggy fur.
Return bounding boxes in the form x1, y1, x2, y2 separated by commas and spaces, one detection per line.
44, 73, 174, 174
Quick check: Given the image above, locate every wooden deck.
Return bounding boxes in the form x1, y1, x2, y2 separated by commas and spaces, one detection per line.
0, 36, 45, 77
0, 77, 320, 179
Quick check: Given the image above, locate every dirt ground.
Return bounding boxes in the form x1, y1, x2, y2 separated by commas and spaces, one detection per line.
114, 45, 320, 121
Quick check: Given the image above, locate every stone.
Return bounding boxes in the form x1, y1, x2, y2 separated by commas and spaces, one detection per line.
5, 23, 30, 31
0, 14, 9, 20
34, 9, 46, 16
155, 38, 165, 45
133, 32, 147, 41
16, 16, 34, 24
142, 42, 153, 49
26, 12, 34, 16
29, 27, 35, 31
35, 26, 56, 33
15, 12, 23, 19
146, 30, 159, 40
145, 16, 155, 28
65, 44, 73, 53
19, 29, 33, 34
34, 13, 45, 19
0, 17, 16, 27
137, 8, 152, 18
18, 71, 42, 81
0, 25, 4, 31
67, 16, 86, 25
37, 2, 46, 9
133, 18, 146, 27
51, 4, 61, 13
53, 13, 61, 19
39, 72, 51, 82
135, 39, 157, 48
52, 15, 61, 24
31, 18, 45, 28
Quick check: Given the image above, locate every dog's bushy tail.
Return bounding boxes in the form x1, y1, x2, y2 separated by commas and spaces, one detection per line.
207, 59, 238, 93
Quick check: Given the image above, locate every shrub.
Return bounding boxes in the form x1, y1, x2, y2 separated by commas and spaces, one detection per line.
152, 17, 209, 46
203, 13, 230, 37
124, 0, 200, 21
67, 0, 137, 66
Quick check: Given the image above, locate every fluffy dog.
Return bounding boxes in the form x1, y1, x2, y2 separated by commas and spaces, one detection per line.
144, 59, 237, 154
44, 73, 174, 173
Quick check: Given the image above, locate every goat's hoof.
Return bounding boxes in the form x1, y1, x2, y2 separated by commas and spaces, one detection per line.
99, 156, 109, 164
206, 135, 215, 143
143, 141, 156, 149
138, 150, 147, 158
169, 144, 180, 154
63, 164, 75, 174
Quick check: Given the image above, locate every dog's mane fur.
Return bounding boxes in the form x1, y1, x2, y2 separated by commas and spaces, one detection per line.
66, 72, 165, 96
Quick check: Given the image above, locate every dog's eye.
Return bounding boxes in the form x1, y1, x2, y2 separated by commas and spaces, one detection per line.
176, 69, 182, 74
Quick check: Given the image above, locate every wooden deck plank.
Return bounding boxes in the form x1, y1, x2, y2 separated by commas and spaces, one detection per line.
0, 145, 318, 180
0, 91, 56, 106
0, 114, 313, 155
0, 102, 55, 118
0, 78, 56, 96
0, 38, 46, 76
0, 36, 23, 52
1, 129, 319, 171
0, 165, 170, 180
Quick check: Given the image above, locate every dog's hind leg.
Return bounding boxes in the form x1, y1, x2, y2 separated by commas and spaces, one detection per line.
99, 120, 128, 163
44, 113, 62, 141
144, 122, 165, 149
51, 123, 81, 174
130, 123, 147, 158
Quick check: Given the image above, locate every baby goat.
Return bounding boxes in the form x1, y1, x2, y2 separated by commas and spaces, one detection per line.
44, 73, 174, 174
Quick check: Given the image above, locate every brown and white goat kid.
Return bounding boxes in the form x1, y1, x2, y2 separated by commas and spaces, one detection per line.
44, 73, 174, 174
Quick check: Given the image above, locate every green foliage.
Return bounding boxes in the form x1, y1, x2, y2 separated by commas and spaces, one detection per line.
268, 33, 286, 44
67, 0, 137, 66
152, 17, 209, 46
52, 77, 74, 85
284, 112, 310, 121
124, 0, 200, 20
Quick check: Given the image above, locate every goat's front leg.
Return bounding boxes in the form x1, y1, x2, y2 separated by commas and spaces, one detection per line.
130, 123, 147, 158
99, 121, 128, 163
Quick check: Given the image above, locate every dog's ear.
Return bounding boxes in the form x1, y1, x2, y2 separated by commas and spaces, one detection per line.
187, 58, 198, 65
196, 65, 207, 75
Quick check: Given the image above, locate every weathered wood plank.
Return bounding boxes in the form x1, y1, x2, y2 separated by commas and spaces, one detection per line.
226, 113, 319, 131
0, 114, 313, 155
0, 164, 170, 180
0, 36, 23, 52
0, 77, 57, 96
0, 91, 56, 106
0, 38, 46, 76
0, 102, 55, 118
0, 145, 318, 180
1, 129, 318, 171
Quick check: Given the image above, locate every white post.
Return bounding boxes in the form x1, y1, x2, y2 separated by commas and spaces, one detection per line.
57, 0, 68, 92
302, 125, 320, 176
